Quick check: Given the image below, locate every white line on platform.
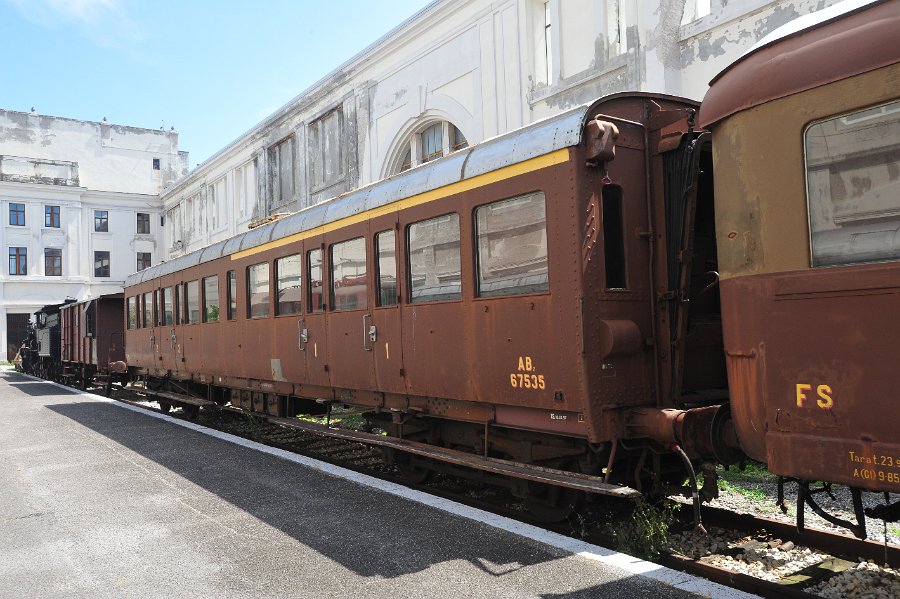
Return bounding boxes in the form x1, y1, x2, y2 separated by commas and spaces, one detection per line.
15, 372, 759, 599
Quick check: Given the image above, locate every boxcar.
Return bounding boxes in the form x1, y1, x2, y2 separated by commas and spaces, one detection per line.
59, 293, 127, 391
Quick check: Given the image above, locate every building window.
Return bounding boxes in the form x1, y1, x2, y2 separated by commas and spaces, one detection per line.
681, 0, 712, 24
531, 0, 552, 86
152, 158, 161, 170
307, 249, 324, 312
394, 121, 468, 174
375, 230, 397, 307
247, 263, 270, 318
44, 248, 62, 276
9, 203, 25, 226
203, 276, 220, 322
235, 160, 257, 217
185, 280, 200, 324
136, 252, 152, 271
94, 251, 110, 277
9, 247, 27, 275
330, 238, 367, 311
137, 212, 150, 234
475, 192, 549, 297
162, 287, 174, 326
407, 213, 461, 303
44, 206, 60, 228
269, 137, 294, 207
127, 297, 137, 330
226, 270, 237, 320
607, 0, 628, 58
208, 177, 226, 231
309, 108, 344, 189
806, 99, 900, 267
94, 210, 109, 232
276, 254, 302, 316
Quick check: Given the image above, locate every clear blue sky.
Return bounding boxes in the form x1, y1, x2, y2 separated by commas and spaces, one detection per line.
0, 0, 434, 167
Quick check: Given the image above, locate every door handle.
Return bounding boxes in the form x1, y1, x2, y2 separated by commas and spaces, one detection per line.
298, 319, 308, 350
170, 330, 177, 349
363, 314, 375, 351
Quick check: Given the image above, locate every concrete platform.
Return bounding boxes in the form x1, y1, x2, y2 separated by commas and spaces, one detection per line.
0, 370, 757, 599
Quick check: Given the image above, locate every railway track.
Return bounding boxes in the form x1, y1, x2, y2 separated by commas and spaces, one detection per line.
96, 383, 900, 598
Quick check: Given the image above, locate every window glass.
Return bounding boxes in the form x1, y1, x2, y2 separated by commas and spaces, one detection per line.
137, 213, 150, 234
376, 230, 398, 306
185, 280, 200, 324
127, 297, 137, 330
276, 254, 302, 315
227, 270, 237, 320
330, 238, 367, 311
408, 213, 461, 303
421, 123, 443, 163
8, 247, 26, 275
44, 248, 62, 276
476, 192, 549, 297
94, 251, 110, 277
307, 249, 324, 312
247, 263, 270, 318
94, 210, 108, 232
162, 287, 174, 326
203, 276, 219, 322
143, 292, 153, 328
174, 285, 181, 325
9, 203, 25, 226
602, 186, 626, 289
806, 100, 900, 266
44, 206, 60, 228
137, 252, 151, 271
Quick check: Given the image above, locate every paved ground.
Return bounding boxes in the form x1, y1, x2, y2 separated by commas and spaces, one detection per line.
0, 370, 755, 599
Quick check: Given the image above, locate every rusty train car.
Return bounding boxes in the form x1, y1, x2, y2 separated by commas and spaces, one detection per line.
115, 0, 897, 531
59, 294, 129, 392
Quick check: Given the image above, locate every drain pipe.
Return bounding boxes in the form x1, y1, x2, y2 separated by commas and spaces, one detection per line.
672, 443, 706, 534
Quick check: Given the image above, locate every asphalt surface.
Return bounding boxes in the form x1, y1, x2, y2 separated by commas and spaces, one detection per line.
0, 370, 750, 599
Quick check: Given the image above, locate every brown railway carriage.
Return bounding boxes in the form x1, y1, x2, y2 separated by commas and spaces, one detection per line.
699, 0, 900, 529
60, 293, 127, 390
125, 92, 736, 498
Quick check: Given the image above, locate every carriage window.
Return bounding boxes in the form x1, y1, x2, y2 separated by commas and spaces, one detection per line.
127, 297, 137, 330
806, 100, 900, 267
475, 192, 548, 297
307, 249, 324, 312
162, 287, 174, 326
227, 270, 237, 320
247, 263, 270, 318
331, 238, 367, 311
276, 254, 302, 315
603, 186, 626, 289
408, 213, 461, 303
185, 280, 200, 324
203, 276, 219, 322
174, 285, 181, 325
376, 230, 398, 306
143, 292, 153, 328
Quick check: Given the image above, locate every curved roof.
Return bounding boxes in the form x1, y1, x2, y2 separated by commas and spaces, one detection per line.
698, 0, 899, 128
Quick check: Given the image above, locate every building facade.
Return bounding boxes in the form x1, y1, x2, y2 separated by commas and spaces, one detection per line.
159, 0, 839, 260
0, 110, 187, 359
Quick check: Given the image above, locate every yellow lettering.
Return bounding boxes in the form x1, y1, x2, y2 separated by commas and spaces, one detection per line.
518, 357, 525, 371
796, 384, 812, 408
816, 384, 833, 409
525, 356, 533, 371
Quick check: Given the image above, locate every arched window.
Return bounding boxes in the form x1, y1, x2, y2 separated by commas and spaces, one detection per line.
393, 121, 468, 175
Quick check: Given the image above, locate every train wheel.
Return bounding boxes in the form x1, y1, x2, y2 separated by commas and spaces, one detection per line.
158, 401, 171, 414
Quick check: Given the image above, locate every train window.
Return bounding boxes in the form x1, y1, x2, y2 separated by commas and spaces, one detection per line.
203, 276, 220, 323
408, 213, 461, 303
174, 285, 181, 325
127, 297, 137, 330
247, 263, 270, 318
375, 230, 398, 306
806, 100, 900, 267
602, 186, 626, 289
142, 292, 153, 328
330, 238, 367, 311
186, 280, 200, 324
276, 254, 302, 316
227, 270, 237, 320
307, 249, 324, 312
162, 287, 174, 326
475, 192, 548, 297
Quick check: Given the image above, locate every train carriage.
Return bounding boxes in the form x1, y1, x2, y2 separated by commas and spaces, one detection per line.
59, 293, 128, 392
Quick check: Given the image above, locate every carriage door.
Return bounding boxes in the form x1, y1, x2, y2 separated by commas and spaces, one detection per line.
369, 214, 406, 395
302, 238, 331, 390
325, 222, 377, 394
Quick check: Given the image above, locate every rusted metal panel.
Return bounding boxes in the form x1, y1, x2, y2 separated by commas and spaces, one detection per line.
699, 0, 899, 129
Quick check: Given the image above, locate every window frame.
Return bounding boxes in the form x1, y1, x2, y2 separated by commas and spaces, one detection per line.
44, 205, 60, 228
202, 275, 220, 323
406, 212, 462, 304
226, 270, 237, 320
94, 210, 109, 232
162, 287, 174, 326
9, 203, 25, 226
247, 262, 271, 319
93, 251, 110, 277
185, 280, 200, 324
137, 252, 152, 271
127, 296, 137, 330
275, 254, 302, 316
9, 247, 27, 276
330, 237, 368, 312
136, 212, 150, 234
307, 248, 325, 313
375, 230, 398, 307
44, 248, 62, 276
